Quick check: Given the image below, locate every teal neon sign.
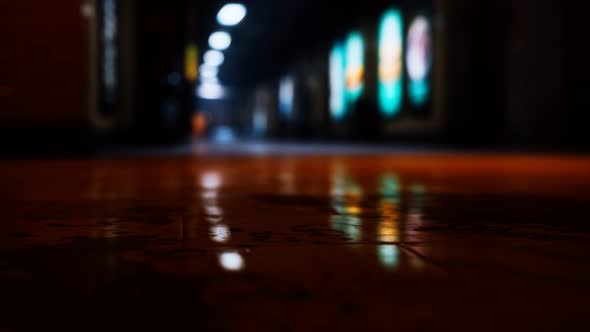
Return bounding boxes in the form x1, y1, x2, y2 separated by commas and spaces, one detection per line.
345, 31, 365, 103
329, 44, 346, 121
378, 9, 404, 117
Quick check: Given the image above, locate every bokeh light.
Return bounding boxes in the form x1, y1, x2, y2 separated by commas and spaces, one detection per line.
203, 49, 225, 67
217, 3, 247, 26
345, 31, 365, 102
279, 76, 295, 119
329, 44, 346, 121
184, 44, 199, 82
378, 9, 404, 117
209, 31, 232, 50
406, 16, 432, 106
218, 251, 245, 271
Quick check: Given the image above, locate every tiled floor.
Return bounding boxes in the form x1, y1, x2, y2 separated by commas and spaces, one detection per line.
1, 149, 590, 331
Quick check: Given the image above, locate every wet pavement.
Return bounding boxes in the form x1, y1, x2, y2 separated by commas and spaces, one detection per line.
1, 150, 590, 331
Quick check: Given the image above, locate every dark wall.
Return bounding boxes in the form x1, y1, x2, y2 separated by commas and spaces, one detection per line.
442, 0, 510, 146
507, 0, 565, 148
444, 0, 590, 150
130, 0, 196, 143
563, 3, 590, 150
0, 0, 90, 154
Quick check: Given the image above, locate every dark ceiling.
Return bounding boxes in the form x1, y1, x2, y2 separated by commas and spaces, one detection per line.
197, 0, 394, 87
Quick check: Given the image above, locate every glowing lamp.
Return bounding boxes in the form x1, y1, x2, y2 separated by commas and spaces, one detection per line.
345, 31, 365, 102
209, 31, 231, 50
217, 3, 247, 26
329, 44, 346, 121
203, 50, 225, 67
378, 9, 404, 117
406, 16, 432, 106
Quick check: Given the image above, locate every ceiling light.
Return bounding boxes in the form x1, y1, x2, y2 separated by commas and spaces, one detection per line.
197, 82, 226, 100
209, 31, 231, 50
203, 50, 225, 67
200, 76, 219, 84
200, 65, 218, 79
217, 3, 247, 26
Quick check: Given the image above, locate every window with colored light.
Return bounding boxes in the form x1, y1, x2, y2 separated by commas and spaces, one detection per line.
329, 44, 346, 121
406, 15, 432, 107
279, 76, 295, 120
345, 32, 365, 103
378, 9, 404, 117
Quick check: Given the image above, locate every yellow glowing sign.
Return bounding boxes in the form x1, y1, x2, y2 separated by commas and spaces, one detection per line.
185, 44, 199, 82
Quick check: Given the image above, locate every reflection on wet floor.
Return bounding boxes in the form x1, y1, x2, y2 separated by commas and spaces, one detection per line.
329, 164, 429, 270
330, 163, 363, 243
199, 170, 246, 271
2, 154, 590, 331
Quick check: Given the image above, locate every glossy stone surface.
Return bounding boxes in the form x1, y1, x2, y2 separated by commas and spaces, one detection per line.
1, 152, 590, 331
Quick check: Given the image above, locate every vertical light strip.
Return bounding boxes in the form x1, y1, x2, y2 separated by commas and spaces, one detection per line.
329, 43, 346, 121
378, 9, 403, 117
185, 43, 199, 82
101, 0, 117, 107
345, 31, 365, 103
406, 16, 432, 107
